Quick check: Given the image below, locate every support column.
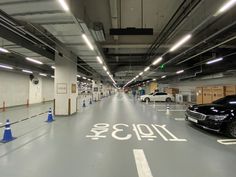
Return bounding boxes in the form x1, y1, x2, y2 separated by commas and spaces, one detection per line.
54, 51, 77, 116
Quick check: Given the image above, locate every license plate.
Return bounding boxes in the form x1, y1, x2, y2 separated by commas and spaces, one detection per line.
188, 117, 198, 123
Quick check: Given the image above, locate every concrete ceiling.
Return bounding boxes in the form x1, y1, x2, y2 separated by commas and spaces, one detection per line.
0, 0, 236, 87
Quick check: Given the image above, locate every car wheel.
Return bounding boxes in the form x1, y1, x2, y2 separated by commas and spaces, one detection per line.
227, 121, 236, 138
166, 97, 171, 102
144, 98, 150, 102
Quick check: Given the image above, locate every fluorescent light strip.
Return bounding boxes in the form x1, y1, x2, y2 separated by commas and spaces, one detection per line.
0, 64, 13, 70
152, 79, 156, 81
39, 73, 47, 77
26, 57, 43, 65
77, 75, 81, 78
51, 76, 55, 78
139, 72, 143, 76
218, 0, 236, 14
176, 70, 184, 74
161, 75, 166, 79
152, 57, 162, 65
206, 57, 223, 64
82, 34, 94, 50
0, 47, 10, 53
22, 69, 33, 74
144, 66, 150, 72
170, 34, 192, 52
103, 66, 107, 71
58, 0, 69, 11
96, 56, 103, 64
82, 77, 87, 80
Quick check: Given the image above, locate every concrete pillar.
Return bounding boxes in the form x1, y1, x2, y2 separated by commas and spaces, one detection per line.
54, 51, 77, 116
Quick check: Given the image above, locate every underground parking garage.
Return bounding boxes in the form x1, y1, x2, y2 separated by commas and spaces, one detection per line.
0, 0, 236, 176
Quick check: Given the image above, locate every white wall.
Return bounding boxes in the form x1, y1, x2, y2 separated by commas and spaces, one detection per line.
42, 77, 54, 101
0, 70, 29, 107
29, 77, 42, 104
0, 70, 54, 108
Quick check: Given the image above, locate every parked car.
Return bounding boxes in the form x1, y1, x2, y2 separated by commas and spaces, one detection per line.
140, 92, 174, 102
185, 95, 236, 138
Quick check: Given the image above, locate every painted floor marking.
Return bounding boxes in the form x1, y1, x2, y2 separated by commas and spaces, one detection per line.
86, 123, 187, 142
133, 149, 153, 177
175, 118, 185, 121
217, 139, 236, 145
156, 109, 186, 112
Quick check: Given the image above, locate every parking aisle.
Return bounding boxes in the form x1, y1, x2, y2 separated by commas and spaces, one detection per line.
0, 93, 235, 177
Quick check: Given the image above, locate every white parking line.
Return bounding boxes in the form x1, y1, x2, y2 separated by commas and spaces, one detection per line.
156, 109, 186, 112
133, 149, 153, 177
217, 139, 236, 145
175, 118, 185, 121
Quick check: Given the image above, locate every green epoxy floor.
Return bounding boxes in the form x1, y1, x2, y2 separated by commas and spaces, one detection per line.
0, 93, 236, 177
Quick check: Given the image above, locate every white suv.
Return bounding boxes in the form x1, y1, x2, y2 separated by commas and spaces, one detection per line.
140, 92, 174, 102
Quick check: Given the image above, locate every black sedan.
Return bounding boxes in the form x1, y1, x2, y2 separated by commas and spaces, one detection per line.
185, 95, 236, 138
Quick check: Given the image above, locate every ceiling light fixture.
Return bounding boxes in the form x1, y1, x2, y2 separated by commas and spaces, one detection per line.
161, 75, 166, 79
51, 66, 55, 69
206, 57, 223, 64
152, 57, 162, 65
39, 73, 47, 77
176, 70, 184, 74
103, 66, 107, 71
82, 34, 94, 50
217, 0, 236, 14
77, 75, 81, 78
58, 0, 69, 11
152, 78, 156, 81
22, 69, 33, 74
26, 57, 43, 65
51, 76, 55, 78
96, 56, 103, 64
82, 76, 87, 80
0, 47, 10, 53
0, 64, 13, 70
170, 34, 192, 52
144, 66, 150, 72
139, 72, 143, 76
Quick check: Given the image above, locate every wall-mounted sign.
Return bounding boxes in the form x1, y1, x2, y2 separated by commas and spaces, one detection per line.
71, 84, 76, 93
57, 83, 67, 94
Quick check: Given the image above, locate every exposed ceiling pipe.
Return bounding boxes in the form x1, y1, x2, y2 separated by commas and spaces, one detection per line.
177, 35, 236, 65
164, 19, 236, 65
0, 16, 37, 45
109, 0, 119, 40
0, 14, 57, 53
145, 0, 202, 62
179, 66, 202, 80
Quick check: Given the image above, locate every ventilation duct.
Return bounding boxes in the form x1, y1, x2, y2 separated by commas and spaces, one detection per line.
90, 22, 106, 42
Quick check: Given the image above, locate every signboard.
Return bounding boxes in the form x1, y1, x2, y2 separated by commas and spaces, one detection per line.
71, 84, 76, 93
57, 83, 67, 94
